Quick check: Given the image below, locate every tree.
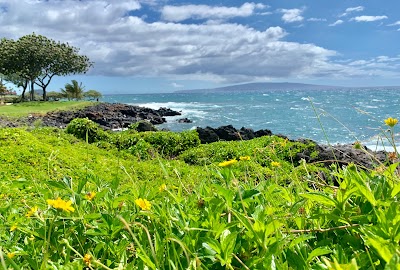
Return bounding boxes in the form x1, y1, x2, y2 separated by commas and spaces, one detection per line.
1, 73, 28, 100
47, 91, 64, 101
0, 33, 92, 101
83, 90, 102, 101
61, 80, 84, 100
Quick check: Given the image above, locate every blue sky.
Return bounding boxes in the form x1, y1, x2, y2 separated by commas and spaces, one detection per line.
1, 0, 400, 94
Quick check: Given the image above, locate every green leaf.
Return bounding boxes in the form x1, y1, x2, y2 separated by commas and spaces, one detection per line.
385, 252, 400, 270
46, 180, 68, 190
306, 247, 332, 263
203, 238, 221, 254
289, 234, 315, 249
391, 183, 400, 198
213, 184, 235, 207
220, 229, 237, 265
300, 193, 336, 207
238, 188, 261, 200
365, 234, 394, 263
346, 168, 377, 206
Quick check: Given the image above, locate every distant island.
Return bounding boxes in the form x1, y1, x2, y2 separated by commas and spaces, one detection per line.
175, 82, 400, 93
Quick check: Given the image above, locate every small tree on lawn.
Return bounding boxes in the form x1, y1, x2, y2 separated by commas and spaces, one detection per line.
83, 90, 102, 101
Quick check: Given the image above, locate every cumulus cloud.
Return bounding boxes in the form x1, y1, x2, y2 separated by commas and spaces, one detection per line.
279, 8, 304, 23
161, 2, 266, 22
0, 0, 396, 84
329, 20, 344, 26
339, 6, 364, 17
351, 15, 388, 22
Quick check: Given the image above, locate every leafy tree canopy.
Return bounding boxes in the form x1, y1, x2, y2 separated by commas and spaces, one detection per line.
83, 89, 102, 100
61, 79, 85, 100
0, 33, 92, 101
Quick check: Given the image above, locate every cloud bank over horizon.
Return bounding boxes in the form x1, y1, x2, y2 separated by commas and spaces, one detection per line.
0, 0, 399, 92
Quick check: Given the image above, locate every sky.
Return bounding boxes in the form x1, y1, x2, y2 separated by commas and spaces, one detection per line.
0, 0, 400, 94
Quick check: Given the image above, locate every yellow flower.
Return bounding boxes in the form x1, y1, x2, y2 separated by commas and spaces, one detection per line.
7, 252, 15, 259
159, 184, 167, 192
26, 206, 38, 218
83, 254, 92, 266
85, 192, 96, 201
239, 156, 251, 161
271, 161, 281, 167
47, 197, 75, 213
135, 198, 151, 211
384, 117, 398, 127
10, 225, 17, 232
218, 159, 238, 167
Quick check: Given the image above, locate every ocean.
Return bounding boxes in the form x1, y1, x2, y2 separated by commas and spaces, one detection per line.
102, 88, 400, 149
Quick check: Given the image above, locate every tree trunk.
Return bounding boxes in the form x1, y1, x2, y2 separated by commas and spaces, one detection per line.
42, 85, 47, 101
21, 80, 28, 101
30, 80, 35, 101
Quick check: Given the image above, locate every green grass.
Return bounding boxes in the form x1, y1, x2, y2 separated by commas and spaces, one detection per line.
0, 101, 94, 117
0, 120, 399, 269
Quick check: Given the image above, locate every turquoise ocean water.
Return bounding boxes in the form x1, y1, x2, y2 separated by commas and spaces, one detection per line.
102, 88, 400, 149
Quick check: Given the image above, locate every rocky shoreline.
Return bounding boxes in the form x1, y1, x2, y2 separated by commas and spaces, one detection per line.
0, 102, 389, 168
0, 103, 182, 129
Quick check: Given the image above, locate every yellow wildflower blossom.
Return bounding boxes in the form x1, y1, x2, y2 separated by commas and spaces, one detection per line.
47, 197, 75, 213
26, 206, 38, 218
10, 225, 17, 232
159, 184, 167, 192
85, 192, 96, 201
7, 252, 15, 259
218, 159, 238, 167
83, 254, 92, 266
384, 117, 398, 127
271, 161, 281, 167
135, 198, 151, 211
239, 156, 251, 161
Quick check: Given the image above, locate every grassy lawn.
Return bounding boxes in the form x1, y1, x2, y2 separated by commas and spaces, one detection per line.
0, 101, 94, 117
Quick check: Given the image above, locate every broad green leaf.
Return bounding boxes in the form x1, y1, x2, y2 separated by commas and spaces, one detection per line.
289, 234, 315, 249
346, 168, 376, 206
300, 193, 336, 207
265, 220, 282, 238
391, 183, 400, 198
306, 247, 332, 263
203, 238, 221, 255
46, 180, 68, 190
365, 235, 393, 263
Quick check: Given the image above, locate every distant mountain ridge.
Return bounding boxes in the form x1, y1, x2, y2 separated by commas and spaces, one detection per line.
175, 82, 400, 93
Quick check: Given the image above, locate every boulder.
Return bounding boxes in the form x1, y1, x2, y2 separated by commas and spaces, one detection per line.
177, 118, 193, 123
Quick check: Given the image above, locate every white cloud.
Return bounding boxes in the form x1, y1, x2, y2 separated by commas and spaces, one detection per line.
279, 8, 304, 23
387, 21, 400, 26
339, 6, 364, 17
329, 20, 343, 26
161, 2, 266, 22
351, 16, 388, 22
0, 0, 397, 84
307, 18, 327, 22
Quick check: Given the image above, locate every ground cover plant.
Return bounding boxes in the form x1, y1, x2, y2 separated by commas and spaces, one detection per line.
0, 118, 399, 269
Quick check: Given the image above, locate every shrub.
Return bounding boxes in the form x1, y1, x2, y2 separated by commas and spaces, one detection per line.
129, 139, 156, 160
66, 118, 108, 143
113, 129, 200, 158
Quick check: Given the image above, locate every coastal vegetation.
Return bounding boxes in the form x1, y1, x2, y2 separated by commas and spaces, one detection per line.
0, 108, 399, 269
0, 33, 92, 101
